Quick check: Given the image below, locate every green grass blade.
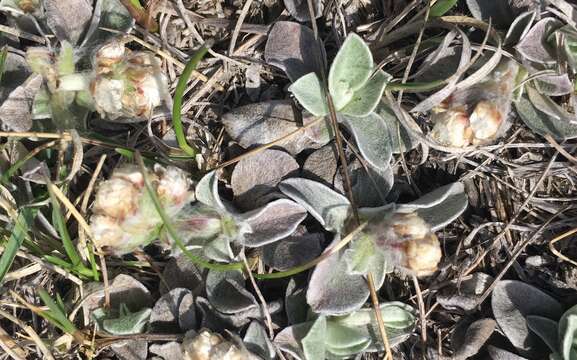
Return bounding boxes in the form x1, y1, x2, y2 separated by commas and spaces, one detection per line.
38, 289, 78, 334
172, 43, 211, 157
47, 184, 83, 268
429, 0, 458, 17
0, 46, 8, 84
0, 208, 36, 284
43, 255, 75, 269
87, 244, 100, 281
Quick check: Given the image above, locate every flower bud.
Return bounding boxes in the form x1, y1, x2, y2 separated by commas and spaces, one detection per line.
15, 0, 39, 13
469, 100, 503, 143
93, 177, 140, 219
95, 40, 126, 71
429, 60, 518, 148
182, 330, 259, 360
90, 165, 193, 255
401, 233, 442, 276
430, 109, 473, 147
91, 41, 168, 121
367, 212, 442, 276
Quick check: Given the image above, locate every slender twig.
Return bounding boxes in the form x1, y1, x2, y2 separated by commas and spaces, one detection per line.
550, 227, 577, 267
463, 150, 560, 276
412, 274, 427, 353
242, 254, 275, 339
0, 307, 55, 360
367, 272, 393, 360
476, 209, 566, 306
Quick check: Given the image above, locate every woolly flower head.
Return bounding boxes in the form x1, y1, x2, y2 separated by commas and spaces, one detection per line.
90, 164, 193, 255
182, 330, 260, 360
91, 39, 169, 121
430, 60, 519, 148
367, 212, 442, 276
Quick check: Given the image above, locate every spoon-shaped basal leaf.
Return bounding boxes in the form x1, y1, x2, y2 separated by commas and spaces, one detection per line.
341, 112, 393, 171
302, 316, 327, 360
526, 315, 559, 354
240, 199, 307, 247
339, 70, 391, 117
279, 177, 351, 233
515, 94, 577, 140
559, 304, 577, 360
99, 305, 152, 335
195, 170, 227, 212
288, 72, 328, 116
526, 85, 576, 124
325, 322, 371, 356
329, 33, 373, 110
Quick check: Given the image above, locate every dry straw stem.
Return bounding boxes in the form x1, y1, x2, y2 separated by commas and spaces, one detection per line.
0, 306, 55, 360
367, 272, 393, 360
46, 182, 110, 308
549, 226, 577, 267
0, 323, 27, 359
475, 209, 566, 306
412, 274, 427, 351
463, 151, 559, 276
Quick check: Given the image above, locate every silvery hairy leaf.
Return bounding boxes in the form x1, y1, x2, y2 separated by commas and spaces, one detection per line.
328, 33, 373, 110
279, 177, 351, 233
491, 280, 563, 356
222, 100, 331, 155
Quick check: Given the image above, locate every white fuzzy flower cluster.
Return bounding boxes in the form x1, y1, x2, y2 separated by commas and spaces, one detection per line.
91, 40, 169, 121
182, 330, 260, 360
430, 60, 519, 148
90, 164, 193, 255
369, 212, 442, 276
